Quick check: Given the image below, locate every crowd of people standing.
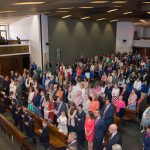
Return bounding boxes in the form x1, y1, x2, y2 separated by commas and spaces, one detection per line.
0, 52, 150, 150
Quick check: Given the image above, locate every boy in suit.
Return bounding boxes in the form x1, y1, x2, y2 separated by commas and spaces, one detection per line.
39, 119, 50, 150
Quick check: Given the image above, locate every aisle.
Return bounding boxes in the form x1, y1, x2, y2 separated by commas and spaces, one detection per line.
0, 129, 19, 150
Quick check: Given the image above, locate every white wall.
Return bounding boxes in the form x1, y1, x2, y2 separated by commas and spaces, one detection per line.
116, 22, 134, 53
9, 15, 48, 68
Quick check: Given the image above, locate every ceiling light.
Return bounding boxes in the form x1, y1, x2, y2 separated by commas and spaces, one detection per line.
140, 19, 146, 22
142, 2, 150, 4
147, 12, 150, 14
110, 19, 118, 22
62, 15, 72, 18
79, 7, 94, 9
58, 7, 74, 10
107, 9, 118, 12
90, 1, 109, 4
112, 1, 127, 4
0, 11, 15, 13
56, 11, 69, 13
81, 16, 90, 20
43, 12, 51, 14
113, 6, 122, 7
12, 2, 45, 5
97, 18, 106, 21
123, 11, 133, 15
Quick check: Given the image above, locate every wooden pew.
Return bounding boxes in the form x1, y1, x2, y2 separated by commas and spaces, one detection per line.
0, 114, 34, 150
26, 108, 67, 149
123, 108, 136, 121
114, 115, 120, 127
0, 91, 67, 149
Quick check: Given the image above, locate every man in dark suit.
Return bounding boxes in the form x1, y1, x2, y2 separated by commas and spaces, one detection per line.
94, 109, 106, 150
101, 99, 114, 129
143, 125, 150, 150
16, 105, 24, 131
105, 124, 122, 150
25, 115, 36, 145
10, 100, 18, 126
104, 83, 113, 100
0, 93, 11, 113
32, 87, 42, 118
55, 97, 67, 117
120, 84, 130, 106
66, 132, 78, 150
52, 84, 58, 100
54, 97, 67, 125
75, 104, 86, 149
22, 107, 29, 134
16, 80, 23, 105
39, 119, 50, 150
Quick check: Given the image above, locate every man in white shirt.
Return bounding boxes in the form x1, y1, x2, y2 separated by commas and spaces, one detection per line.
133, 78, 142, 91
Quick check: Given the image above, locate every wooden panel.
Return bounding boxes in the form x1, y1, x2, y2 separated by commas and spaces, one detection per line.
0, 45, 29, 55
0, 54, 30, 76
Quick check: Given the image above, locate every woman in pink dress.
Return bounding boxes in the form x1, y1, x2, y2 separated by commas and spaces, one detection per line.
85, 111, 95, 150
89, 96, 100, 113
114, 95, 126, 117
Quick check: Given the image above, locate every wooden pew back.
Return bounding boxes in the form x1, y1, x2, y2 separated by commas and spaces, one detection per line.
123, 109, 136, 121
0, 114, 35, 150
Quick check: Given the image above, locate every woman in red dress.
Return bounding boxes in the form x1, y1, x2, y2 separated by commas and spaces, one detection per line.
84, 111, 95, 150
48, 96, 55, 123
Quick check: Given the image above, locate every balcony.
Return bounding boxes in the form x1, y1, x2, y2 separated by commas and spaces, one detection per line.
133, 37, 150, 48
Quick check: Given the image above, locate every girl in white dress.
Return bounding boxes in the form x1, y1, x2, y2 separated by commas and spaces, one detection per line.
57, 111, 68, 134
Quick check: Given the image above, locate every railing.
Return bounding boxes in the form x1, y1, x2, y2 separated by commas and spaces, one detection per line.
133, 39, 150, 48
0, 44, 30, 56
134, 37, 150, 40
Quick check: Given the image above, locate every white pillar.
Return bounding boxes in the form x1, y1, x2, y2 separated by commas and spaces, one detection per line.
116, 22, 134, 53
41, 14, 49, 67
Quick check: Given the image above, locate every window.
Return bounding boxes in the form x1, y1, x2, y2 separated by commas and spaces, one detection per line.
0, 25, 8, 39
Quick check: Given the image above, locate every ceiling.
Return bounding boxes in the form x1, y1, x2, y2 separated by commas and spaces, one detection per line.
0, 0, 150, 25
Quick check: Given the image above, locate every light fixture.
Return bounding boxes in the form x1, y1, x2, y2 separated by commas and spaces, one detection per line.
97, 18, 106, 21
62, 15, 72, 18
0, 11, 15, 13
110, 19, 118, 22
140, 19, 146, 22
90, 1, 109, 4
12, 2, 45, 5
43, 12, 51, 14
79, 7, 94, 9
107, 9, 118, 12
81, 16, 90, 20
56, 11, 69, 13
58, 7, 74, 10
113, 6, 123, 7
147, 12, 150, 14
112, 1, 127, 4
123, 11, 133, 15
142, 2, 150, 4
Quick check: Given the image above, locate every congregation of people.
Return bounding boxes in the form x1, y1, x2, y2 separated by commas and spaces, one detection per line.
0, 52, 150, 150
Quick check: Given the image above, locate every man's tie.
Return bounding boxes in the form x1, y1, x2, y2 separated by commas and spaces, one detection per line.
103, 106, 108, 117
95, 118, 98, 126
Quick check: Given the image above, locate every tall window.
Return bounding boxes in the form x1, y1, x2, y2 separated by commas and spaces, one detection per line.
0, 25, 8, 39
